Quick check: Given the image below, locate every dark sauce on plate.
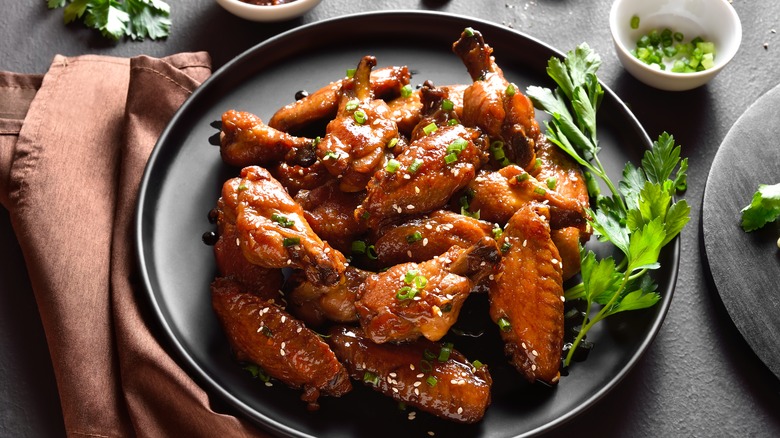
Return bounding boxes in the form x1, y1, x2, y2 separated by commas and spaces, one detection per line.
239, 0, 298, 5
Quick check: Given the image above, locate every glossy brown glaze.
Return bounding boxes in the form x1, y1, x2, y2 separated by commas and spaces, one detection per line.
286, 266, 369, 327
268, 65, 411, 134
355, 123, 488, 230
488, 203, 564, 385
219, 165, 346, 286
293, 179, 368, 254
465, 165, 586, 230
356, 237, 500, 343
326, 325, 492, 423
220, 109, 314, 167
372, 210, 496, 266
452, 28, 539, 169
316, 56, 399, 192
210, 277, 352, 410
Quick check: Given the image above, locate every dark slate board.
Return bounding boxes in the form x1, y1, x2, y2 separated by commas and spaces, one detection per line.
702, 83, 780, 380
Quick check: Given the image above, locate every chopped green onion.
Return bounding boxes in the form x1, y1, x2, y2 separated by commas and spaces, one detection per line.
461, 208, 480, 219
426, 375, 438, 387
413, 275, 428, 289
351, 240, 367, 255
385, 159, 401, 173
505, 83, 516, 96
366, 244, 378, 260
395, 286, 418, 301
401, 84, 413, 98
447, 118, 459, 126
419, 359, 433, 372
441, 98, 454, 111
500, 241, 512, 253
363, 371, 380, 386
283, 237, 300, 247
346, 68, 356, 78
386, 137, 399, 149
472, 359, 484, 369
404, 270, 421, 284
423, 122, 437, 135
345, 99, 359, 111
492, 225, 503, 240
464, 27, 475, 37
437, 342, 453, 362
323, 150, 339, 160
271, 213, 295, 228
237, 184, 248, 192
516, 172, 530, 182
423, 349, 437, 361
447, 138, 468, 155
440, 302, 452, 313
408, 158, 423, 173
444, 153, 458, 164
630, 15, 640, 29
497, 316, 512, 332
353, 109, 367, 124
533, 158, 542, 171
546, 177, 557, 190
406, 231, 423, 244
534, 187, 547, 195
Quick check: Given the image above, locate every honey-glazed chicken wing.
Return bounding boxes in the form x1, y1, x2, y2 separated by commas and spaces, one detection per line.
488, 203, 564, 385
293, 179, 368, 254
372, 210, 497, 267
408, 81, 463, 141
355, 237, 500, 343
452, 28, 539, 169
286, 266, 369, 327
219, 109, 315, 168
355, 124, 488, 230
213, 221, 284, 299
268, 65, 412, 134
326, 325, 492, 424
220, 166, 346, 286
317, 56, 400, 192
268, 160, 332, 197
464, 165, 587, 230
211, 277, 352, 410
532, 136, 592, 280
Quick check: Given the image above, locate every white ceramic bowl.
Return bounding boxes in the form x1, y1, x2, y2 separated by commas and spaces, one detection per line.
216, 0, 322, 22
609, 0, 741, 91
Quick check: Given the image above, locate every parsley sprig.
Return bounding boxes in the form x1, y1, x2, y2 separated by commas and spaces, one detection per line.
526, 43, 691, 367
740, 183, 780, 232
48, 0, 171, 41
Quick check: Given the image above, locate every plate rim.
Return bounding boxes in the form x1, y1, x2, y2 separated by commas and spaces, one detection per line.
135, 10, 677, 437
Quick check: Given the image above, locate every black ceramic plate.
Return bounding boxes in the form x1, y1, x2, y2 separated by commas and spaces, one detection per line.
136, 11, 677, 438
702, 83, 780, 381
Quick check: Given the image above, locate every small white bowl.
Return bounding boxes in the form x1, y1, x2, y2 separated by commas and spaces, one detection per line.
215, 0, 322, 22
609, 0, 741, 91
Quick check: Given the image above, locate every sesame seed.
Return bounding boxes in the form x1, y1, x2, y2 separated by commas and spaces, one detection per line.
415, 186, 421, 193
265, 381, 273, 387
410, 364, 415, 370
522, 342, 527, 349
280, 348, 286, 356
403, 174, 411, 180
407, 204, 415, 210
417, 373, 425, 378
532, 364, 537, 371
413, 381, 422, 387
532, 350, 538, 356
281, 342, 286, 349
560, 296, 566, 302
344, 342, 351, 347
551, 258, 559, 265
392, 387, 399, 393
296, 327, 302, 333
407, 250, 413, 258
389, 372, 397, 378
414, 388, 420, 396
281, 316, 287, 323
428, 431, 435, 436
235, 238, 241, 246
457, 407, 463, 414
522, 239, 527, 247
423, 238, 428, 246
425, 223, 433, 229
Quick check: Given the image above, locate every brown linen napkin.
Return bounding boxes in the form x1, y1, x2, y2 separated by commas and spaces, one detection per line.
0, 53, 266, 437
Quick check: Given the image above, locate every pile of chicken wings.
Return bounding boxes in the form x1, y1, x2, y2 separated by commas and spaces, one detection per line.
208, 28, 590, 423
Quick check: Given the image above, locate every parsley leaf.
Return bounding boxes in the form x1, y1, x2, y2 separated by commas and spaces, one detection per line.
48, 0, 171, 41
740, 183, 780, 232
528, 43, 691, 367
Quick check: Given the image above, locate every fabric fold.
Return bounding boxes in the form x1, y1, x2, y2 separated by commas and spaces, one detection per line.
0, 52, 267, 437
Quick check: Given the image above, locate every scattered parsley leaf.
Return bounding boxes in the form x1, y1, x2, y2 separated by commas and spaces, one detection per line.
48, 0, 171, 41
740, 183, 780, 232
529, 43, 691, 367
